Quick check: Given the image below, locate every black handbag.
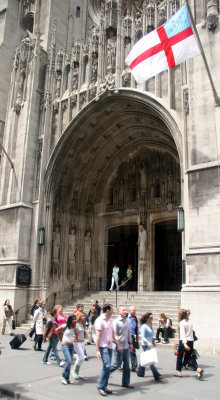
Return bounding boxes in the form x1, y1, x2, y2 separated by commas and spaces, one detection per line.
12, 320, 16, 330
193, 330, 198, 341
134, 339, 140, 349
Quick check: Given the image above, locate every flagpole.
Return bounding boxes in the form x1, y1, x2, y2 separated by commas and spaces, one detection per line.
186, 0, 220, 107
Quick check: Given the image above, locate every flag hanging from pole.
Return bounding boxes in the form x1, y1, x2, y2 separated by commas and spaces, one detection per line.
125, 4, 200, 84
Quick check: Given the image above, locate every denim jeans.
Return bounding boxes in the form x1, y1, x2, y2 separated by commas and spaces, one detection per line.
115, 347, 131, 385
137, 345, 160, 380
97, 347, 115, 390
43, 335, 61, 364
62, 344, 74, 380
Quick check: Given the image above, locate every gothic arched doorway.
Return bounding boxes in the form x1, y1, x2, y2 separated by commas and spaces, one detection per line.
154, 220, 182, 291
45, 90, 183, 295
107, 225, 138, 291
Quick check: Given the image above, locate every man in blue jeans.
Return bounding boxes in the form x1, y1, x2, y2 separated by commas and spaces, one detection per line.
114, 306, 135, 389
95, 303, 121, 396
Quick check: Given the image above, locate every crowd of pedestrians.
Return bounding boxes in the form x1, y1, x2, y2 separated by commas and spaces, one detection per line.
1, 298, 204, 395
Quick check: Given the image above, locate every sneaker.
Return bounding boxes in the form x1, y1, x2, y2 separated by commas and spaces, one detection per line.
155, 340, 160, 343
60, 378, 68, 385
59, 361, 65, 367
85, 356, 88, 361
42, 361, 51, 365
98, 388, 107, 396
162, 340, 167, 344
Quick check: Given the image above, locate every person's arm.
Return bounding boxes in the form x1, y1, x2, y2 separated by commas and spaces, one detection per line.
56, 325, 64, 342
95, 329, 102, 360
141, 325, 153, 348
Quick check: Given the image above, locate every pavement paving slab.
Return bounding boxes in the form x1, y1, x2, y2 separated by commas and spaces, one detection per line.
0, 330, 220, 400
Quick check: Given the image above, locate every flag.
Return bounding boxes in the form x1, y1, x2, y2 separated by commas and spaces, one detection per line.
125, 4, 200, 84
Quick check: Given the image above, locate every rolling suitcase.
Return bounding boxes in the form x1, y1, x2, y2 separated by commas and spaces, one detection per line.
9, 333, 27, 349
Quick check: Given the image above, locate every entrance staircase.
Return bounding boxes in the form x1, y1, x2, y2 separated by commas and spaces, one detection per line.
18, 291, 181, 348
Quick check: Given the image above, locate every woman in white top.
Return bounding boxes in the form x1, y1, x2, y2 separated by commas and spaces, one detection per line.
175, 309, 203, 379
72, 312, 87, 380
155, 313, 172, 344
56, 314, 77, 384
32, 300, 47, 351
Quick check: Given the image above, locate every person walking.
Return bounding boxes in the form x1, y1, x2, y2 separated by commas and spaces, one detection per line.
56, 314, 78, 384
174, 309, 204, 379
29, 298, 40, 340
42, 308, 65, 367
32, 300, 47, 351
72, 312, 87, 380
95, 303, 121, 396
114, 306, 134, 388
109, 264, 119, 292
127, 306, 139, 372
87, 306, 98, 344
137, 312, 162, 381
2, 299, 14, 336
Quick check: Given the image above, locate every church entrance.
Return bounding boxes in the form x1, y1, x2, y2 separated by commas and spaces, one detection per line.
107, 225, 138, 291
154, 221, 182, 291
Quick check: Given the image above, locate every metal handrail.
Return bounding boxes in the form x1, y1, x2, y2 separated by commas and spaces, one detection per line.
101, 277, 132, 308
14, 303, 31, 325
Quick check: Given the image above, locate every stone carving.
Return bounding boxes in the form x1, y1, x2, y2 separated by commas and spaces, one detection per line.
138, 224, 147, 260
207, 0, 219, 30
106, 27, 117, 74
72, 62, 79, 92
69, 228, 76, 261
52, 226, 60, 260
140, 160, 148, 190
91, 51, 98, 84
84, 230, 91, 262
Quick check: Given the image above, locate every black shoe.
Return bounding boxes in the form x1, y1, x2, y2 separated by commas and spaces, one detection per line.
104, 388, 113, 394
10, 333, 15, 336
98, 388, 107, 396
85, 356, 88, 361
37, 348, 44, 351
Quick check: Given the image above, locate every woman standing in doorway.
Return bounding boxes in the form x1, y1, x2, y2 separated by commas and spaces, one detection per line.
174, 309, 203, 379
137, 312, 162, 381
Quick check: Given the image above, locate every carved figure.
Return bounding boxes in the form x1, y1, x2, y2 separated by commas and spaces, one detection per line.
138, 224, 147, 260
84, 230, 91, 262
16, 60, 26, 104
52, 226, 60, 260
72, 62, 79, 91
140, 161, 147, 190
69, 228, 76, 261
55, 70, 62, 98
91, 52, 98, 84
207, 0, 219, 30
107, 28, 116, 73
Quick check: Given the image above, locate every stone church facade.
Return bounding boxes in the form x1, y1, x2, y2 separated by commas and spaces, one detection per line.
0, 0, 220, 353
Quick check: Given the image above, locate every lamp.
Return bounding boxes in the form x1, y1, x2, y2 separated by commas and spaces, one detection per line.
38, 226, 45, 246
177, 206, 184, 232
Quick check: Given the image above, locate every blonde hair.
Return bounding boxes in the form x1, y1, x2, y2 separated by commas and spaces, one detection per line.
54, 304, 62, 310
76, 312, 84, 323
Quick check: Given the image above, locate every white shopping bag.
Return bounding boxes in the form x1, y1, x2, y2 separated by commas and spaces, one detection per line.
140, 348, 158, 367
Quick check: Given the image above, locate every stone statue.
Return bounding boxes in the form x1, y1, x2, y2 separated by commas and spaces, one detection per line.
55, 70, 62, 98
52, 226, 60, 260
84, 230, 91, 262
69, 228, 76, 261
140, 161, 147, 190
16, 60, 26, 105
138, 224, 147, 260
107, 28, 116, 74
91, 52, 98, 84
207, 0, 219, 30
72, 62, 79, 92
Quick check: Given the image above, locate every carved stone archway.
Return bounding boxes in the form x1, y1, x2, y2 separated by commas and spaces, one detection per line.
44, 89, 183, 295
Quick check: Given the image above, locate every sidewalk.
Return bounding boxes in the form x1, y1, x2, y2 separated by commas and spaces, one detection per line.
0, 329, 219, 400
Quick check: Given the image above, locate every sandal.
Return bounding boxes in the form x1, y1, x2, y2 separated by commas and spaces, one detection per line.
174, 373, 182, 377
184, 366, 191, 370
197, 368, 204, 379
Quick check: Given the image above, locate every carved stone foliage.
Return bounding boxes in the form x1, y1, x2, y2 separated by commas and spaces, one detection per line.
106, 150, 180, 212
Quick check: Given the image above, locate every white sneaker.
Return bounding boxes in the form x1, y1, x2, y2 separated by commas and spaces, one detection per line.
60, 378, 68, 385
59, 361, 65, 367
42, 361, 51, 365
